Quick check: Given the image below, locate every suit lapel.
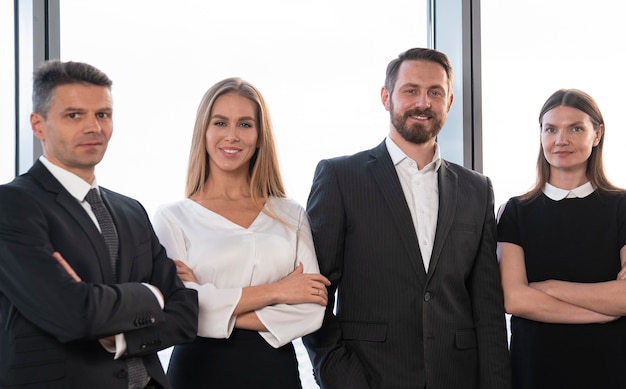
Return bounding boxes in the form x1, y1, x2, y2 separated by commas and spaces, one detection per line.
369, 141, 427, 279
427, 161, 457, 282
29, 161, 117, 283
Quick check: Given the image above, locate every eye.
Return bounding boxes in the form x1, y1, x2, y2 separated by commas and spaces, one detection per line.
213, 121, 226, 127
96, 112, 110, 119
543, 127, 555, 133
239, 122, 253, 128
571, 126, 583, 132
404, 88, 417, 95
67, 112, 79, 119
429, 89, 444, 97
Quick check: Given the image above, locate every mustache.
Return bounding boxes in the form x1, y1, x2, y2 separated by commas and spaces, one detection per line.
404, 108, 435, 118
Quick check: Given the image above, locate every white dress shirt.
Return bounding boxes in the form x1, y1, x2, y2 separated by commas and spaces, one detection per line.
385, 137, 441, 271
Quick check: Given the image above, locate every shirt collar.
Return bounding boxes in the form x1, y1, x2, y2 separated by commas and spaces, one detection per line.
385, 136, 442, 172
39, 156, 98, 201
543, 181, 595, 200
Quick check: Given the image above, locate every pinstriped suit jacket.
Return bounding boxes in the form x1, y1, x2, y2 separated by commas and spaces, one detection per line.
302, 140, 511, 389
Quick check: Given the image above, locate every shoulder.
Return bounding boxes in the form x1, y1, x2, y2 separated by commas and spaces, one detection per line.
0, 175, 44, 217
268, 197, 306, 218
99, 187, 155, 222
99, 187, 140, 207
442, 160, 489, 183
498, 194, 543, 223
153, 199, 192, 220
317, 140, 387, 169
0, 175, 34, 196
313, 143, 390, 185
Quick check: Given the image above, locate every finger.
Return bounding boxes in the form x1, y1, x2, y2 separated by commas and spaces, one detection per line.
307, 274, 331, 285
52, 251, 81, 282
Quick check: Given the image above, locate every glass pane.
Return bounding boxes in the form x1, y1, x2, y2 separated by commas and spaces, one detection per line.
59, 1, 428, 387
0, 0, 15, 184
481, 0, 626, 209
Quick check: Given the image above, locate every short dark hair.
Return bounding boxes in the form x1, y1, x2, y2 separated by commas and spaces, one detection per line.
384, 48, 453, 95
32, 60, 112, 117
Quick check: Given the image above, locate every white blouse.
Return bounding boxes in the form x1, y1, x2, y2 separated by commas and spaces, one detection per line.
152, 197, 324, 348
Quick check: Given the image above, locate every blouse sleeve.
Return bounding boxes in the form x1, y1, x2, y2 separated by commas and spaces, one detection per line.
152, 204, 242, 339
255, 204, 325, 348
152, 205, 188, 261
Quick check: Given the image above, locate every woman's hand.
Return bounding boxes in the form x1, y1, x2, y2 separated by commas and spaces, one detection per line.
52, 251, 81, 281
274, 262, 331, 306
173, 259, 198, 283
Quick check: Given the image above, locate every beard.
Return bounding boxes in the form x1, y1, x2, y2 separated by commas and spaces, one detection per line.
390, 105, 444, 145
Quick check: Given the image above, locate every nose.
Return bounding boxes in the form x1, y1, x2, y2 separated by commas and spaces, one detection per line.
414, 91, 431, 109
85, 115, 102, 133
555, 129, 569, 145
225, 127, 240, 142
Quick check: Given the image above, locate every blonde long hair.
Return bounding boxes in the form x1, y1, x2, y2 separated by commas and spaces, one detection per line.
185, 78, 286, 211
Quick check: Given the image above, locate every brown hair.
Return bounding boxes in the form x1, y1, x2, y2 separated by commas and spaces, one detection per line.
521, 88, 622, 201
385, 48, 453, 95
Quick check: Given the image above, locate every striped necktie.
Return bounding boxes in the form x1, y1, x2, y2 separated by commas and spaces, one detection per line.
84, 188, 150, 389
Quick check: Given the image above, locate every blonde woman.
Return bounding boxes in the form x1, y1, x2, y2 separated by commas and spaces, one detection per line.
153, 78, 329, 388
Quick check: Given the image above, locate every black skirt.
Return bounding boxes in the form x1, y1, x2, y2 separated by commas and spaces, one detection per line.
166, 329, 302, 389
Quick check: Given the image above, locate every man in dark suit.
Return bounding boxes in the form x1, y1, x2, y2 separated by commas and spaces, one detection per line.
302, 48, 511, 388
0, 61, 198, 389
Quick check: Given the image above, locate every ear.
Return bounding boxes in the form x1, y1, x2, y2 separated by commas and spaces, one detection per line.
593, 124, 604, 147
381, 86, 391, 111
447, 93, 454, 113
31, 112, 46, 141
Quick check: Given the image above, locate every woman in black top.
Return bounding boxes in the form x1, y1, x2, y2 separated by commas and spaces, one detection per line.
497, 89, 626, 389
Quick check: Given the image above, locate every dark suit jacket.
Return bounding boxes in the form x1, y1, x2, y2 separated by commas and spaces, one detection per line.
302, 141, 511, 389
0, 161, 198, 389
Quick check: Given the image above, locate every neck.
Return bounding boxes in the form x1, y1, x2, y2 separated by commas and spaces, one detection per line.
389, 131, 436, 169
197, 172, 251, 201
548, 169, 588, 190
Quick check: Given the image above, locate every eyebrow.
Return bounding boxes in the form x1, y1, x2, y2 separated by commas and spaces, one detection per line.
399, 82, 446, 91
543, 120, 587, 127
60, 106, 112, 113
211, 114, 256, 121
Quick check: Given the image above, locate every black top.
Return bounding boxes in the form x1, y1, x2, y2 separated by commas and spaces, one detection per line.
498, 191, 626, 389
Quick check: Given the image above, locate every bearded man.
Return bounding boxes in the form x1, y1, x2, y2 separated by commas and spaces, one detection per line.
302, 48, 512, 389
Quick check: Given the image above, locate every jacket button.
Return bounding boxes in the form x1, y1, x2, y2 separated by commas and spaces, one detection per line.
424, 292, 431, 302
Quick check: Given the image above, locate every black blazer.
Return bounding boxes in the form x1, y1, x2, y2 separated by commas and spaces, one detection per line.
302, 141, 511, 389
0, 161, 198, 389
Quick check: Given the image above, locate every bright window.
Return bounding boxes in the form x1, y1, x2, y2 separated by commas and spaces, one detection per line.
0, 1, 15, 184
59, 2, 428, 387
481, 0, 626, 209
